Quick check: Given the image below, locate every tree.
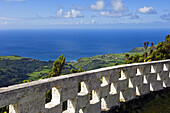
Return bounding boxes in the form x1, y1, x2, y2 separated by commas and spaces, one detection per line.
144, 42, 147, 50
23, 80, 30, 83
147, 41, 149, 46
70, 68, 77, 73
164, 35, 170, 58
48, 55, 65, 77
144, 41, 149, 50
143, 52, 148, 60
78, 67, 82, 72
125, 35, 170, 64
150, 42, 154, 54
45, 89, 52, 103
114, 62, 119, 66
144, 35, 170, 61
125, 53, 129, 59
46, 55, 65, 104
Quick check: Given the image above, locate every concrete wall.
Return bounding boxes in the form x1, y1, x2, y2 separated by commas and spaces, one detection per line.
0, 59, 170, 113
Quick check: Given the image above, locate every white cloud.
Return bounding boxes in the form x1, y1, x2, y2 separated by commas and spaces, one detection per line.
100, 11, 122, 17
57, 9, 63, 17
57, 9, 84, 18
130, 11, 139, 19
71, 9, 84, 18
5, 0, 26, 2
111, 0, 127, 12
138, 6, 157, 14
64, 11, 71, 18
90, 0, 105, 11
100, 0, 128, 18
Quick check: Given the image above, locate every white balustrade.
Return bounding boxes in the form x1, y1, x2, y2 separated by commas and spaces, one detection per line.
0, 59, 170, 113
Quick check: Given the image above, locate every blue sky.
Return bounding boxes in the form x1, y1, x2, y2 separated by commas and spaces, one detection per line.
0, 0, 170, 29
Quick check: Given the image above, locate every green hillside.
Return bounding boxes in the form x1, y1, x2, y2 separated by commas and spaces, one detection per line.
129, 45, 156, 53
0, 55, 26, 60
0, 56, 75, 87
0, 45, 158, 87
69, 52, 143, 71
0, 56, 52, 87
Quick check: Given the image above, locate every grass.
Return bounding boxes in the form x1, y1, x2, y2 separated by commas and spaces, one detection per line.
139, 88, 170, 113
69, 51, 144, 71
28, 68, 51, 80
105, 88, 170, 113
0, 56, 25, 60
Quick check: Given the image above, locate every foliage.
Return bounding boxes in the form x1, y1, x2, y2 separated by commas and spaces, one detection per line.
0, 55, 25, 60
124, 34, 170, 64
78, 67, 82, 72
45, 55, 66, 107
68, 53, 132, 71
70, 68, 77, 73
144, 41, 149, 50
0, 57, 52, 87
45, 89, 52, 104
0, 55, 75, 87
125, 53, 129, 59
70, 67, 82, 73
23, 80, 30, 83
48, 55, 65, 77
114, 62, 120, 66
0, 106, 8, 113
164, 35, 170, 58
145, 34, 170, 61
124, 54, 143, 64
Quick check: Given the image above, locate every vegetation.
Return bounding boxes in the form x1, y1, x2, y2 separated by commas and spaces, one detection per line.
0, 55, 25, 60
45, 55, 66, 104
105, 88, 170, 113
0, 106, 8, 113
0, 57, 52, 87
70, 68, 77, 73
70, 67, 83, 73
68, 52, 139, 71
48, 55, 65, 77
0, 55, 73, 87
78, 67, 82, 72
125, 35, 170, 64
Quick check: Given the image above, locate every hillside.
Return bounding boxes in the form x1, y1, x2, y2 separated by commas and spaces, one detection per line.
69, 52, 143, 71
0, 46, 144, 87
69, 45, 157, 71
0, 55, 76, 87
0, 56, 52, 87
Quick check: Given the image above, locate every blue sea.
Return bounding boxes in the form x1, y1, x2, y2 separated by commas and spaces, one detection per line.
0, 29, 169, 61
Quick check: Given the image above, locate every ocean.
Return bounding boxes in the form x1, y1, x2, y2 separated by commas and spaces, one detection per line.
0, 28, 169, 61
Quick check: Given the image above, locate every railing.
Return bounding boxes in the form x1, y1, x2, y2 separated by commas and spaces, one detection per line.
0, 59, 170, 113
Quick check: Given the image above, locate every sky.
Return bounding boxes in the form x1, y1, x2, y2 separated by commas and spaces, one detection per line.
0, 0, 170, 29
